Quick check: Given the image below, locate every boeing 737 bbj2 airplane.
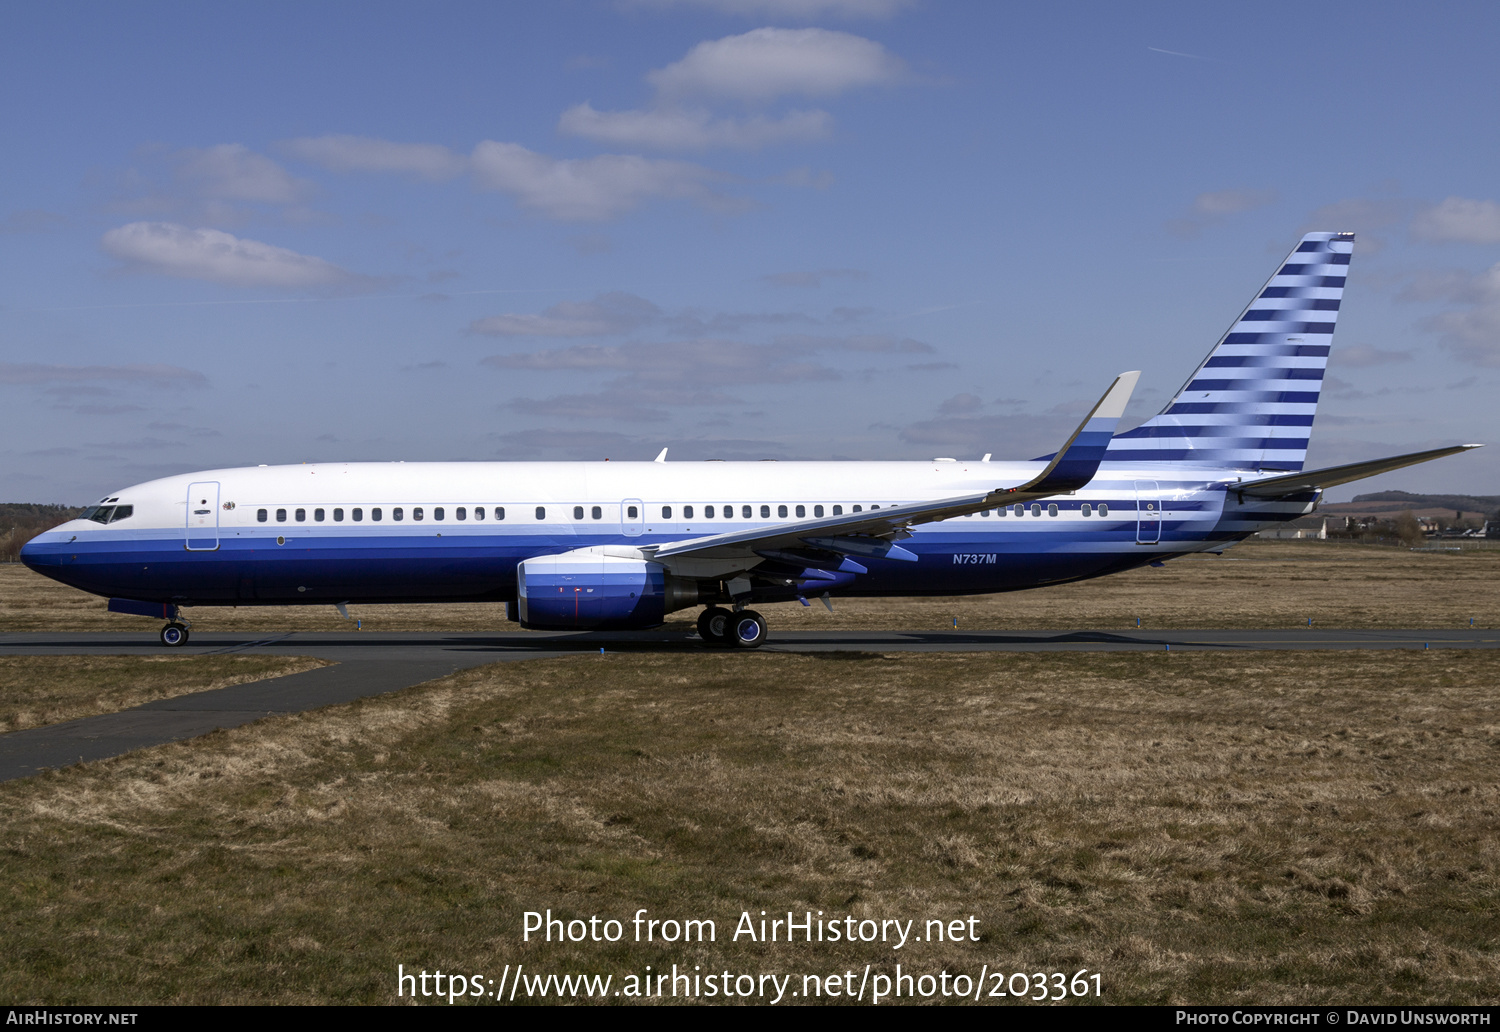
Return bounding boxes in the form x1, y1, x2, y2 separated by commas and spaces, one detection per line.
21, 232, 1480, 648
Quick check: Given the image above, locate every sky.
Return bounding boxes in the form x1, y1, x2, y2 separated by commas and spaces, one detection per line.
3, 0, 1498, 505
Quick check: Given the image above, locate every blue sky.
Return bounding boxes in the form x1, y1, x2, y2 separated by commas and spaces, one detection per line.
3, 0, 1498, 503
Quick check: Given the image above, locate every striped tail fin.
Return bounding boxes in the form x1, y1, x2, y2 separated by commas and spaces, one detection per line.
1104, 231, 1354, 472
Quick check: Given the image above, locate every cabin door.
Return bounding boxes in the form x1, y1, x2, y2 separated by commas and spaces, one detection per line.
620, 498, 644, 537
1134, 481, 1160, 545
186, 481, 220, 551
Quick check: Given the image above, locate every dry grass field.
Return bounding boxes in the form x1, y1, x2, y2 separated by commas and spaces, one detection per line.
2, 538, 1498, 1005
3, 538, 1498, 634
2, 649, 1499, 1005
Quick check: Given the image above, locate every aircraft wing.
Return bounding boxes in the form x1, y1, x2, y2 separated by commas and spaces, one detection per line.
649, 371, 1140, 567
1237, 444, 1482, 499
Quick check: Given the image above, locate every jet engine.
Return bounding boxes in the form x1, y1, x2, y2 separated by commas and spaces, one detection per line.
516, 548, 701, 630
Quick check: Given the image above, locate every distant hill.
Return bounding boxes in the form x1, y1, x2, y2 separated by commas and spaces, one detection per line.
1349, 490, 1500, 514
0, 503, 86, 563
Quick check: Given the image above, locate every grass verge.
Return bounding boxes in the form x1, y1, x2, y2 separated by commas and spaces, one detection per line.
0, 655, 328, 733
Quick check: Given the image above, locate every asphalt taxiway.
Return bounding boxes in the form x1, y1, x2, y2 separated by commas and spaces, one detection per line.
3, 627, 1495, 782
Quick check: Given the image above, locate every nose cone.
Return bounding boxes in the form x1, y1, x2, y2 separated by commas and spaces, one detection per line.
19, 528, 65, 572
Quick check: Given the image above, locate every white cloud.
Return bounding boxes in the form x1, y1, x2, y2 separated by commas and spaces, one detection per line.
625, 0, 914, 17
280, 135, 468, 181
469, 293, 662, 337
0, 362, 208, 388
1411, 197, 1500, 245
101, 222, 353, 288
173, 144, 311, 204
1334, 344, 1413, 368
1166, 188, 1276, 237
1191, 189, 1275, 217
761, 267, 866, 287
1412, 262, 1500, 366
469, 141, 733, 220
648, 27, 905, 102
484, 333, 928, 389
559, 103, 832, 150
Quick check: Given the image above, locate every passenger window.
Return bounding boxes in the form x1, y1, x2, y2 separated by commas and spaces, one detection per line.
334, 508, 344, 522
832, 505, 842, 516
496, 507, 505, 520
662, 506, 672, 519
434, 507, 444, 521
257, 509, 268, 523
705, 505, 714, 518
852, 505, 862, 513
353, 508, 363, 522
276, 508, 287, 523
474, 507, 484, 520
742, 505, 752, 519
761, 505, 771, 518
371, 508, 382, 521
314, 508, 325, 522
456, 507, 466, 521
1099, 503, 1109, 517
535, 506, 545, 520
1013, 504, 1024, 517
628, 506, 638, 519
997, 506, 1006, 517
778, 505, 787, 518
1081, 503, 1091, 517
413, 507, 423, 521
394, 507, 404, 521
980, 510, 989, 517
871, 504, 880, 510
573, 506, 584, 521
813, 505, 823, 517
1048, 503, 1059, 517
295, 508, 306, 522
795, 505, 805, 518
684, 505, 694, 519
1030, 504, 1041, 517
592, 506, 602, 520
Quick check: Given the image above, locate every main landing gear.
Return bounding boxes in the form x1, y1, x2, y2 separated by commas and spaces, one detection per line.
159, 622, 190, 647
697, 606, 767, 649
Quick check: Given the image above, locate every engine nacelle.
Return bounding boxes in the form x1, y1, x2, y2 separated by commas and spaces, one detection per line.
516, 549, 699, 630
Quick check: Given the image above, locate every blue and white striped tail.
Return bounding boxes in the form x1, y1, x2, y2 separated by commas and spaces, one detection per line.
1105, 231, 1353, 472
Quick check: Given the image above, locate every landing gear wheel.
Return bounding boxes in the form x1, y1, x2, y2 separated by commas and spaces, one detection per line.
697, 606, 731, 646
729, 609, 767, 649
160, 622, 189, 647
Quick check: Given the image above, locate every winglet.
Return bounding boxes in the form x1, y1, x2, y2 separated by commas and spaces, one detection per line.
654, 448, 668, 463
1003, 371, 1140, 498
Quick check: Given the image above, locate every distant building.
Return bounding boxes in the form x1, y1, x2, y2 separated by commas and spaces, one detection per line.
1255, 518, 1328, 540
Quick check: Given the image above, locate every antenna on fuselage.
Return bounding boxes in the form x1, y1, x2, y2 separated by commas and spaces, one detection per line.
654, 448, 668, 463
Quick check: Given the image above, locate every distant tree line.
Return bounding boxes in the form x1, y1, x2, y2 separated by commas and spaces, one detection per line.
0, 504, 85, 563
1351, 490, 1500, 515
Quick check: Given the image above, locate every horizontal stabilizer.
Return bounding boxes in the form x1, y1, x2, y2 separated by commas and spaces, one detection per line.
1238, 444, 1482, 498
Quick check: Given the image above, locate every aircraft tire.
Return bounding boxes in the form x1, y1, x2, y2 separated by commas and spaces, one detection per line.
729, 610, 767, 649
160, 622, 189, 647
697, 606, 731, 646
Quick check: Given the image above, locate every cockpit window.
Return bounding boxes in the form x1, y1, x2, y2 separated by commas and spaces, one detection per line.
81, 505, 133, 524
